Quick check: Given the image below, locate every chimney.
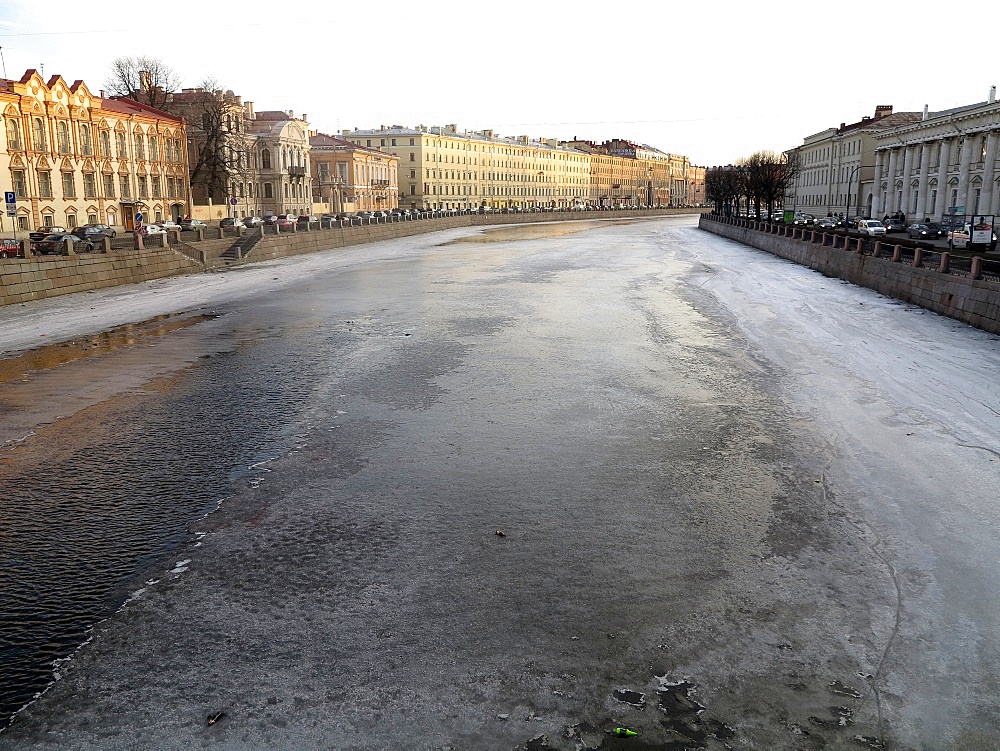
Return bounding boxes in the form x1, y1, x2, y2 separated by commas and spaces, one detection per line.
922, 104, 929, 120
246, 101, 254, 118
288, 110, 294, 118
99, 89, 105, 98
874, 105, 893, 119
991, 85, 997, 104
302, 113, 307, 122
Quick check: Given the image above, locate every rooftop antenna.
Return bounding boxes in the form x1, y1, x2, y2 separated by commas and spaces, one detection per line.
0, 47, 6, 79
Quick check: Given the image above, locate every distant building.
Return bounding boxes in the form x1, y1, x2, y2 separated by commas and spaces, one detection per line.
309, 132, 399, 213
247, 110, 312, 219
1, 69, 190, 233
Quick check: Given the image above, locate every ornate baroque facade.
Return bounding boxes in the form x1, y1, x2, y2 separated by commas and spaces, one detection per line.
309, 132, 399, 213
1, 69, 190, 232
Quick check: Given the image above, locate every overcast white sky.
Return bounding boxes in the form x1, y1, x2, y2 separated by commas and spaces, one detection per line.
1, 0, 998, 168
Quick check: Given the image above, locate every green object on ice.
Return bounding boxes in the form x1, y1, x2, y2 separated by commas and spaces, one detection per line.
614, 727, 637, 737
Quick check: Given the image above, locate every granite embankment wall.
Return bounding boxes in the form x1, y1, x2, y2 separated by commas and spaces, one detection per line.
0, 209, 685, 307
699, 214, 1000, 335
0, 249, 202, 306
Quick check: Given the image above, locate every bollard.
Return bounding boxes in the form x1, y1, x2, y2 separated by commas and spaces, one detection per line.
970, 255, 983, 280
22, 238, 33, 257
63, 237, 75, 255
135, 231, 145, 250
872, 241, 882, 257
158, 233, 168, 248
892, 244, 901, 262
198, 249, 207, 264
938, 252, 950, 274
100, 236, 111, 253
195, 228, 205, 242
912, 248, 923, 267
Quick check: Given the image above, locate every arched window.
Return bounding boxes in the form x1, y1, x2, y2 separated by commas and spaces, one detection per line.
32, 118, 46, 151
6, 118, 21, 150
57, 121, 70, 153
99, 130, 111, 157
134, 133, 145, 160
149, 135, 158, 161
79, 124, 92, 155
262, 148, 271, 169
116, 131, 127, 158
264, 182, 273, 198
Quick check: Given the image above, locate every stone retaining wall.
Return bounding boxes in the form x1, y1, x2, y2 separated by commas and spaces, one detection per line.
699, 214, 1000, 335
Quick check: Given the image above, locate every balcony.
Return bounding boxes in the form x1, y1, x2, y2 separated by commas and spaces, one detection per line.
288, 166, 306, 177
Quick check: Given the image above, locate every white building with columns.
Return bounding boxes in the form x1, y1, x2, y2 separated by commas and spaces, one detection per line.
872, 87, 1000, 224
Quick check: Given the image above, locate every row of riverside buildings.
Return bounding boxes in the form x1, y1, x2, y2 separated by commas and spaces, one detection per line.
786, 85, 1000, 225
1, 68, 706, 235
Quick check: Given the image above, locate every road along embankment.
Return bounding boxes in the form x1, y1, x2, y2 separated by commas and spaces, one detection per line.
700, 214, 1000, 334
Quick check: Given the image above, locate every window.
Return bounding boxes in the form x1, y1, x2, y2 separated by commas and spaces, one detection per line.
410, 169, 415, 179
120, 175, 131, 199
87, 213, 97, 224
12, 170, 26, 198
6, 118, 22, 150
33, 118, 46, 151
409, 138, 414, 146
66, 213, 78, 228
152, 177, 161, 198
149, 136, 158, 161
264, 182, 273, 198
262, 149, 271, 169
116, 132, 127, 158
173, 139, 181, 162
43, 214, 54, 227
80, 124, 93, 155
930, 189, 937, 214
39, 171, 52, 198
103, 174, 115, 198
84, 173, 96, 198
57, 122, 70, 153
99, 130, 111, 157
17, 216, 28, 230
135, 133, 145, 160
410, 153, 415, 162
391, 138, 396, 146
138, 176, 148, 198
62, 172, 75, 197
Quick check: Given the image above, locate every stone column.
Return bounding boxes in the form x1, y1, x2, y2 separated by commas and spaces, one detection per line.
914, 143, 931, 220
957, 136, 974, 214
884, 148, 899, 214
873, 150, 886, 216
900, 145, 915, 221
978, 131, 999, 216
936, 138, 952, 219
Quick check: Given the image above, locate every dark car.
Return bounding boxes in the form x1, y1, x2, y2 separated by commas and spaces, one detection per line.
296, 215, 318, 228
907, 222, 942, 240
32, 233, 94, 255
82, 223, 116, 238
219, 217, 245, 229
71, 225, 114, 243
29, 226, 66, 242
0, 238, 23, 258
815, 216, 839, 229
883, 217, 907, 233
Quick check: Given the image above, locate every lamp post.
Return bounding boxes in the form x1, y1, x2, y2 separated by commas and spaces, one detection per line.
845, 164, 861, 224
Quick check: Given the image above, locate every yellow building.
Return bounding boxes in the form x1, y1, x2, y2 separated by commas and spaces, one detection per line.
309, 132, 399, 213
1, 69, 190, 234
342, 125, 590, 211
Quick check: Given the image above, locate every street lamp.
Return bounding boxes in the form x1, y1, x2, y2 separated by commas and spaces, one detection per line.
845, 164, 861, 223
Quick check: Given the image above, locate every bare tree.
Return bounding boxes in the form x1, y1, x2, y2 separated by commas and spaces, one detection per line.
104, 57, 179, 110
167, 80, 257, 211
739, 150, 800, 220
706, 165, 744, 216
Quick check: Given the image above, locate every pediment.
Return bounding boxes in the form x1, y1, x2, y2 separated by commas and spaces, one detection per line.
59, 157, 74, 170
9, 154, 26, 169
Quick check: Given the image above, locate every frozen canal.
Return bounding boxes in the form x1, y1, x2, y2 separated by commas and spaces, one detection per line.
0, 215, 998, 750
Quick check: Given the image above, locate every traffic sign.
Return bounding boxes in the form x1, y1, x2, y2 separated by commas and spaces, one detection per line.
135, 213, 143, 223
4, 191, 15, 205
230, 198, 237, 205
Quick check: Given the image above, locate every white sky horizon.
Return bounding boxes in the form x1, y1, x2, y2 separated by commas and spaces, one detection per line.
1, 0, 998, 168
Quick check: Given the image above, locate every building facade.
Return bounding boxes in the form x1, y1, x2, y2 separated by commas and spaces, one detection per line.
309, 132, 399, 213
2, 69, 190, 233
248, 111, 312, 219
342, 125, 592, 211
871, 88, 1000, 223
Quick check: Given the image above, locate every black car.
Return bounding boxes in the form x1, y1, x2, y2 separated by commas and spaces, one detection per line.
883, 217, 907, 233
906, 223, 942, 240
33, 233, 94, 255
71, 225, 114, 243
29, 226, 66, 242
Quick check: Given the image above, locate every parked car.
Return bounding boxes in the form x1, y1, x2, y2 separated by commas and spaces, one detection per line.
354, 211, 374, 222
0, 238, 23, 258
947, 222, 998, 251
263, 215, 279, 225
274, 214, 295, 230
883, 217, 907, 233
158, 220, 183, 232
71, 225, 114, 243
243, 216, 263, 227
180, 218, 207, 231
29, 226, 66, 242
857, 219, 887, 237
792, 213, 816, 226
906, 223, 942, 240
139, 224, 167, 237
219, 217, 246, 229
32, 233, 94, 254
815, 216, 839, 229
296, 215, 318, 228
82, 222, 116, 238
